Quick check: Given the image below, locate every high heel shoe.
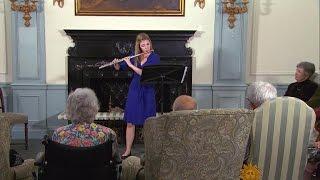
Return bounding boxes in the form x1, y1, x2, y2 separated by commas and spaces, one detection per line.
121, 152, 131, 160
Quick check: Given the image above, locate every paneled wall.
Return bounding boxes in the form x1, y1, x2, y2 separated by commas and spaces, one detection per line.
1, 82, 289, 139
193, 84, 289, 109
1, 84, 67, 139
6, 1, 65, 139
209, 0, 247, 108
1, 0, 318, 138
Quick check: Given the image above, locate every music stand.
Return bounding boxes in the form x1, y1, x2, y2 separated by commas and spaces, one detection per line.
141, 64, 188, 114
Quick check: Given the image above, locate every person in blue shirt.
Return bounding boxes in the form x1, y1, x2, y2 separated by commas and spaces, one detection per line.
114, 33, 160, 159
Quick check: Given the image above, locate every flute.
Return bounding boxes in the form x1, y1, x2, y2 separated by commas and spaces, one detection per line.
99, 50, 154, 69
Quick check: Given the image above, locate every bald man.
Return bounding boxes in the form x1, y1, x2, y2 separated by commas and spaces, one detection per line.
172, 95, 197, 111
121, 95, 197, 180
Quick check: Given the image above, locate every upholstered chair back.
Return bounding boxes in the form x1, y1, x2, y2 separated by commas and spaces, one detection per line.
250, 97, 316, 180
144, 109, 254, 180
0, 115, 13, 180
0, 115, 36, 180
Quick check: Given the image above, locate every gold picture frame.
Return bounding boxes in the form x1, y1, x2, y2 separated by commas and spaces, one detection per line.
75, 0, 185, 16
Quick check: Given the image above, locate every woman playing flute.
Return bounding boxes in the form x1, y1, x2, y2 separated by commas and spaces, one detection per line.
113, 33, 160, 159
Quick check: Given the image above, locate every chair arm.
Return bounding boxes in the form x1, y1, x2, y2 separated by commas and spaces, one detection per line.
11, 159, 36, 179
121, 156, 144, 180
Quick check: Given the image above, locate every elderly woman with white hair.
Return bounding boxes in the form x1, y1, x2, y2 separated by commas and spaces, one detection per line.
245, 81, 277, 110
52, 88, 120, 161
244, 81, 277, 164
284, 61, 318, 102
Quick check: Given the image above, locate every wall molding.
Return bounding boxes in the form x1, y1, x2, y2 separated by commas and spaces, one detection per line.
3, 83, 289, 139
0, 0, 7, 75
8, 84, 67, 139
250, 71, 295, 76
11, 1, 46, 84
193, 83, 289, 109
192, 84, 213, 109
246, 0, 260, 77
213, 0, 247, 85
249, 71, 319, 76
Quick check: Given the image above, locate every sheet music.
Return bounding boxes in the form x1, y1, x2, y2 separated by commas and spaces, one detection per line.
181, 66, 188, 83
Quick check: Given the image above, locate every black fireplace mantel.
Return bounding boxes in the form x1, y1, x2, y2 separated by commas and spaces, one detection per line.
65, 30, 195, 112
65, 30, 195, 58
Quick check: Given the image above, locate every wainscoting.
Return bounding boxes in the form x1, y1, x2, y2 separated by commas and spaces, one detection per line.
1, 83, 288, 139
193, 84, 288, 109
1, 84, 67, 139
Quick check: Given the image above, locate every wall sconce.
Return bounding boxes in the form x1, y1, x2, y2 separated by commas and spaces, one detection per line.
10, 0, 37, 27
222, 0, 249, 29
194, 0, 205, 9
53, 0, 64, 8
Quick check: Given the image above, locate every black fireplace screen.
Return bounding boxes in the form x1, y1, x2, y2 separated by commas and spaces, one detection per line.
89, 77, 185, 112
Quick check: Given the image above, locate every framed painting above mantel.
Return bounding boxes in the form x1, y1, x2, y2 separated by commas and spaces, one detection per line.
75, 0, 185, 16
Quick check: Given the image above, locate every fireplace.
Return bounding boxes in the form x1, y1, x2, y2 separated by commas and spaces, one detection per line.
65, 30, 195, 113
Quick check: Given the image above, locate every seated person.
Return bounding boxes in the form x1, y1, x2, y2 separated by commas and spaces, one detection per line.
121, 95, 197, 180
245, 81, 277, 110
307, 87, 320, 108
172, 95, 197, 111
284, 61, 318, 102
244, 81, 277, 164
52, 88, 120, 162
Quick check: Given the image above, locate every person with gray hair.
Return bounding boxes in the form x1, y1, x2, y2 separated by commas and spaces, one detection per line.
245, 81, 277, 109
52, 88, 120, 161
284, 61, 318, 102
243, 81, 277, 165
172, 95, 197, 111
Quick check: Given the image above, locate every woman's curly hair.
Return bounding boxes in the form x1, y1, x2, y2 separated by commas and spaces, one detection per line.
66, 88, 99, 123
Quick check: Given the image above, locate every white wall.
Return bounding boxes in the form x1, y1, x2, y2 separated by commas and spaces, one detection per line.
3, 0, 317, 85
246, 0, 319, 84
44, 1, 215, 85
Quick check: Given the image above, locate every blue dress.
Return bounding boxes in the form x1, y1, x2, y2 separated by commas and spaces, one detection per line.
120, 52, 160, 125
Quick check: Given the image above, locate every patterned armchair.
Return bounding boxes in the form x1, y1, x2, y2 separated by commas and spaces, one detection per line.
249, 97, 317, 180
0, 115, 36, 180
122, 109, 254, 179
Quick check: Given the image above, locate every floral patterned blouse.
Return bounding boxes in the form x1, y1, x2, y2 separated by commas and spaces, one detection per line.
52, 122, 120, 161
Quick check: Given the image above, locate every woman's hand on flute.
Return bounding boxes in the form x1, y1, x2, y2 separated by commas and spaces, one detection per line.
113, 58, 120, 70
123, 56, 132, 66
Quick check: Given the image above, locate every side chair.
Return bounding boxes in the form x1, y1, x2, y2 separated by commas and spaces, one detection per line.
0, 115, 36, 180
0, 88, 29, 150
